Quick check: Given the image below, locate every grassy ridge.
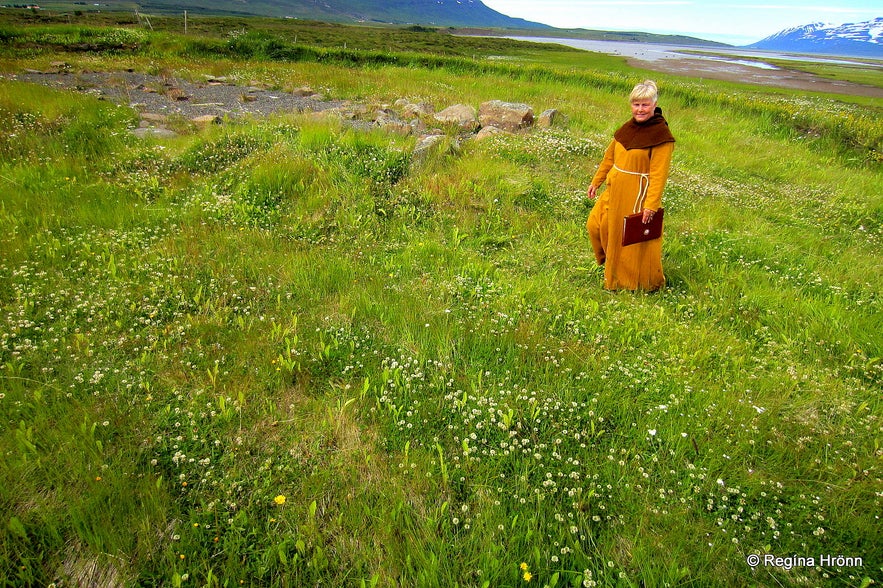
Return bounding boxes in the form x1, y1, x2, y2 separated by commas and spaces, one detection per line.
1, 17, 881, 587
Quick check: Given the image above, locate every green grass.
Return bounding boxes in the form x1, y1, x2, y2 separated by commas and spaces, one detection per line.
1, 16, 881, 588
774, 59, 883, 90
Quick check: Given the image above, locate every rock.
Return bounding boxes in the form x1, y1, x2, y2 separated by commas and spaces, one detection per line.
402, 102, 435, 119
433, 104, 478, 131
373, 109, 412, 135
337, 103, 369, 119
374, 107, 396, 121
192, 114, 222, 126
475, 125, 512, 141
165, 87, 189, 101
478, 100, 533, 132
132, 127, 179, 139
413, 134, 447, 160
290, 86, 316, 97
140, 113, 169, 123
378, 120, 413, 135
538, 108, 559, 128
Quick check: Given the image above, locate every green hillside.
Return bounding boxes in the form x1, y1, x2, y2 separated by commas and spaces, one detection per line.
26, 0, 728, 45
34, 0, 553, 28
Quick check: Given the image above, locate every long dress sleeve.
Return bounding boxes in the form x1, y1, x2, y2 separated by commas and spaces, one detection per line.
590, 140, 616, 188
642, 141, 674, 212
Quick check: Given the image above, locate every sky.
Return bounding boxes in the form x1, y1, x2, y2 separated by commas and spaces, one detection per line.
479, 0, 882, 45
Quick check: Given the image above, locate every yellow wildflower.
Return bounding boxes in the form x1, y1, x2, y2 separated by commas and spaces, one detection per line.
523, 571, 532, 582
274, 494, 286, 505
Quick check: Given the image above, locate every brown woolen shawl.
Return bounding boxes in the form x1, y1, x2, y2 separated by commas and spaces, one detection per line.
613, 107, 675, 149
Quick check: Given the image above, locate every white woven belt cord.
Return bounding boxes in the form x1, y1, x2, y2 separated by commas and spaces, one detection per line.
613, 164, 651, 214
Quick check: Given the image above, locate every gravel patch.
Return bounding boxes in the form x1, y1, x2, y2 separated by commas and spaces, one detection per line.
4, 69, 351, 121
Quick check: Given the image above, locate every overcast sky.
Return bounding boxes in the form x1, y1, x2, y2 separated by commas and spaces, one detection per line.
480, 0, 882, 45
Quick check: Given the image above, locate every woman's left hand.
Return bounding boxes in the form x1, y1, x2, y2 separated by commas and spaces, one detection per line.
642, 208, 656, 224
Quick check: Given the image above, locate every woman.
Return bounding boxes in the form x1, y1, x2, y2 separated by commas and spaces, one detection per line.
586, 80, 675, 291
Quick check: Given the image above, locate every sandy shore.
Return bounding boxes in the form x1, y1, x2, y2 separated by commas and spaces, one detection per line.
634, 55, 883, 98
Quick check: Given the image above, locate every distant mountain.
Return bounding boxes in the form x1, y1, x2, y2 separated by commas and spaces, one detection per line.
118, 0, 552, 29
747, 17, 883, 58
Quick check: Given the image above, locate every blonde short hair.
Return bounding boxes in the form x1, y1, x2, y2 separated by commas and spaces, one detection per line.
629, 80, 658, 103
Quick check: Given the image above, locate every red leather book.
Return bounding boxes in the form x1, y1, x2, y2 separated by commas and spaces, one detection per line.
622, 208, 664, 246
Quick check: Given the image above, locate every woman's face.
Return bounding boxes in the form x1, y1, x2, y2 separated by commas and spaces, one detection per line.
631, 98, 657, 123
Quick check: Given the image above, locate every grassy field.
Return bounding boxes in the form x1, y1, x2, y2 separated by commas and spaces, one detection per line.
1, 14, 881, 587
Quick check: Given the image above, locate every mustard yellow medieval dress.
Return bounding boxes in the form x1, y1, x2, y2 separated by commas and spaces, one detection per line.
587, 111, 675, 291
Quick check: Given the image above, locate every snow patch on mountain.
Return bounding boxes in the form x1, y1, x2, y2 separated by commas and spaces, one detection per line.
748, 17, 883, 57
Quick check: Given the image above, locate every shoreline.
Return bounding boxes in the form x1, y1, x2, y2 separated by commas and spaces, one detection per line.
508, 36, 883, 98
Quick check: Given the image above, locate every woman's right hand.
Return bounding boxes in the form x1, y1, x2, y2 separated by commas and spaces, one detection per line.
587, 185, 597, 199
